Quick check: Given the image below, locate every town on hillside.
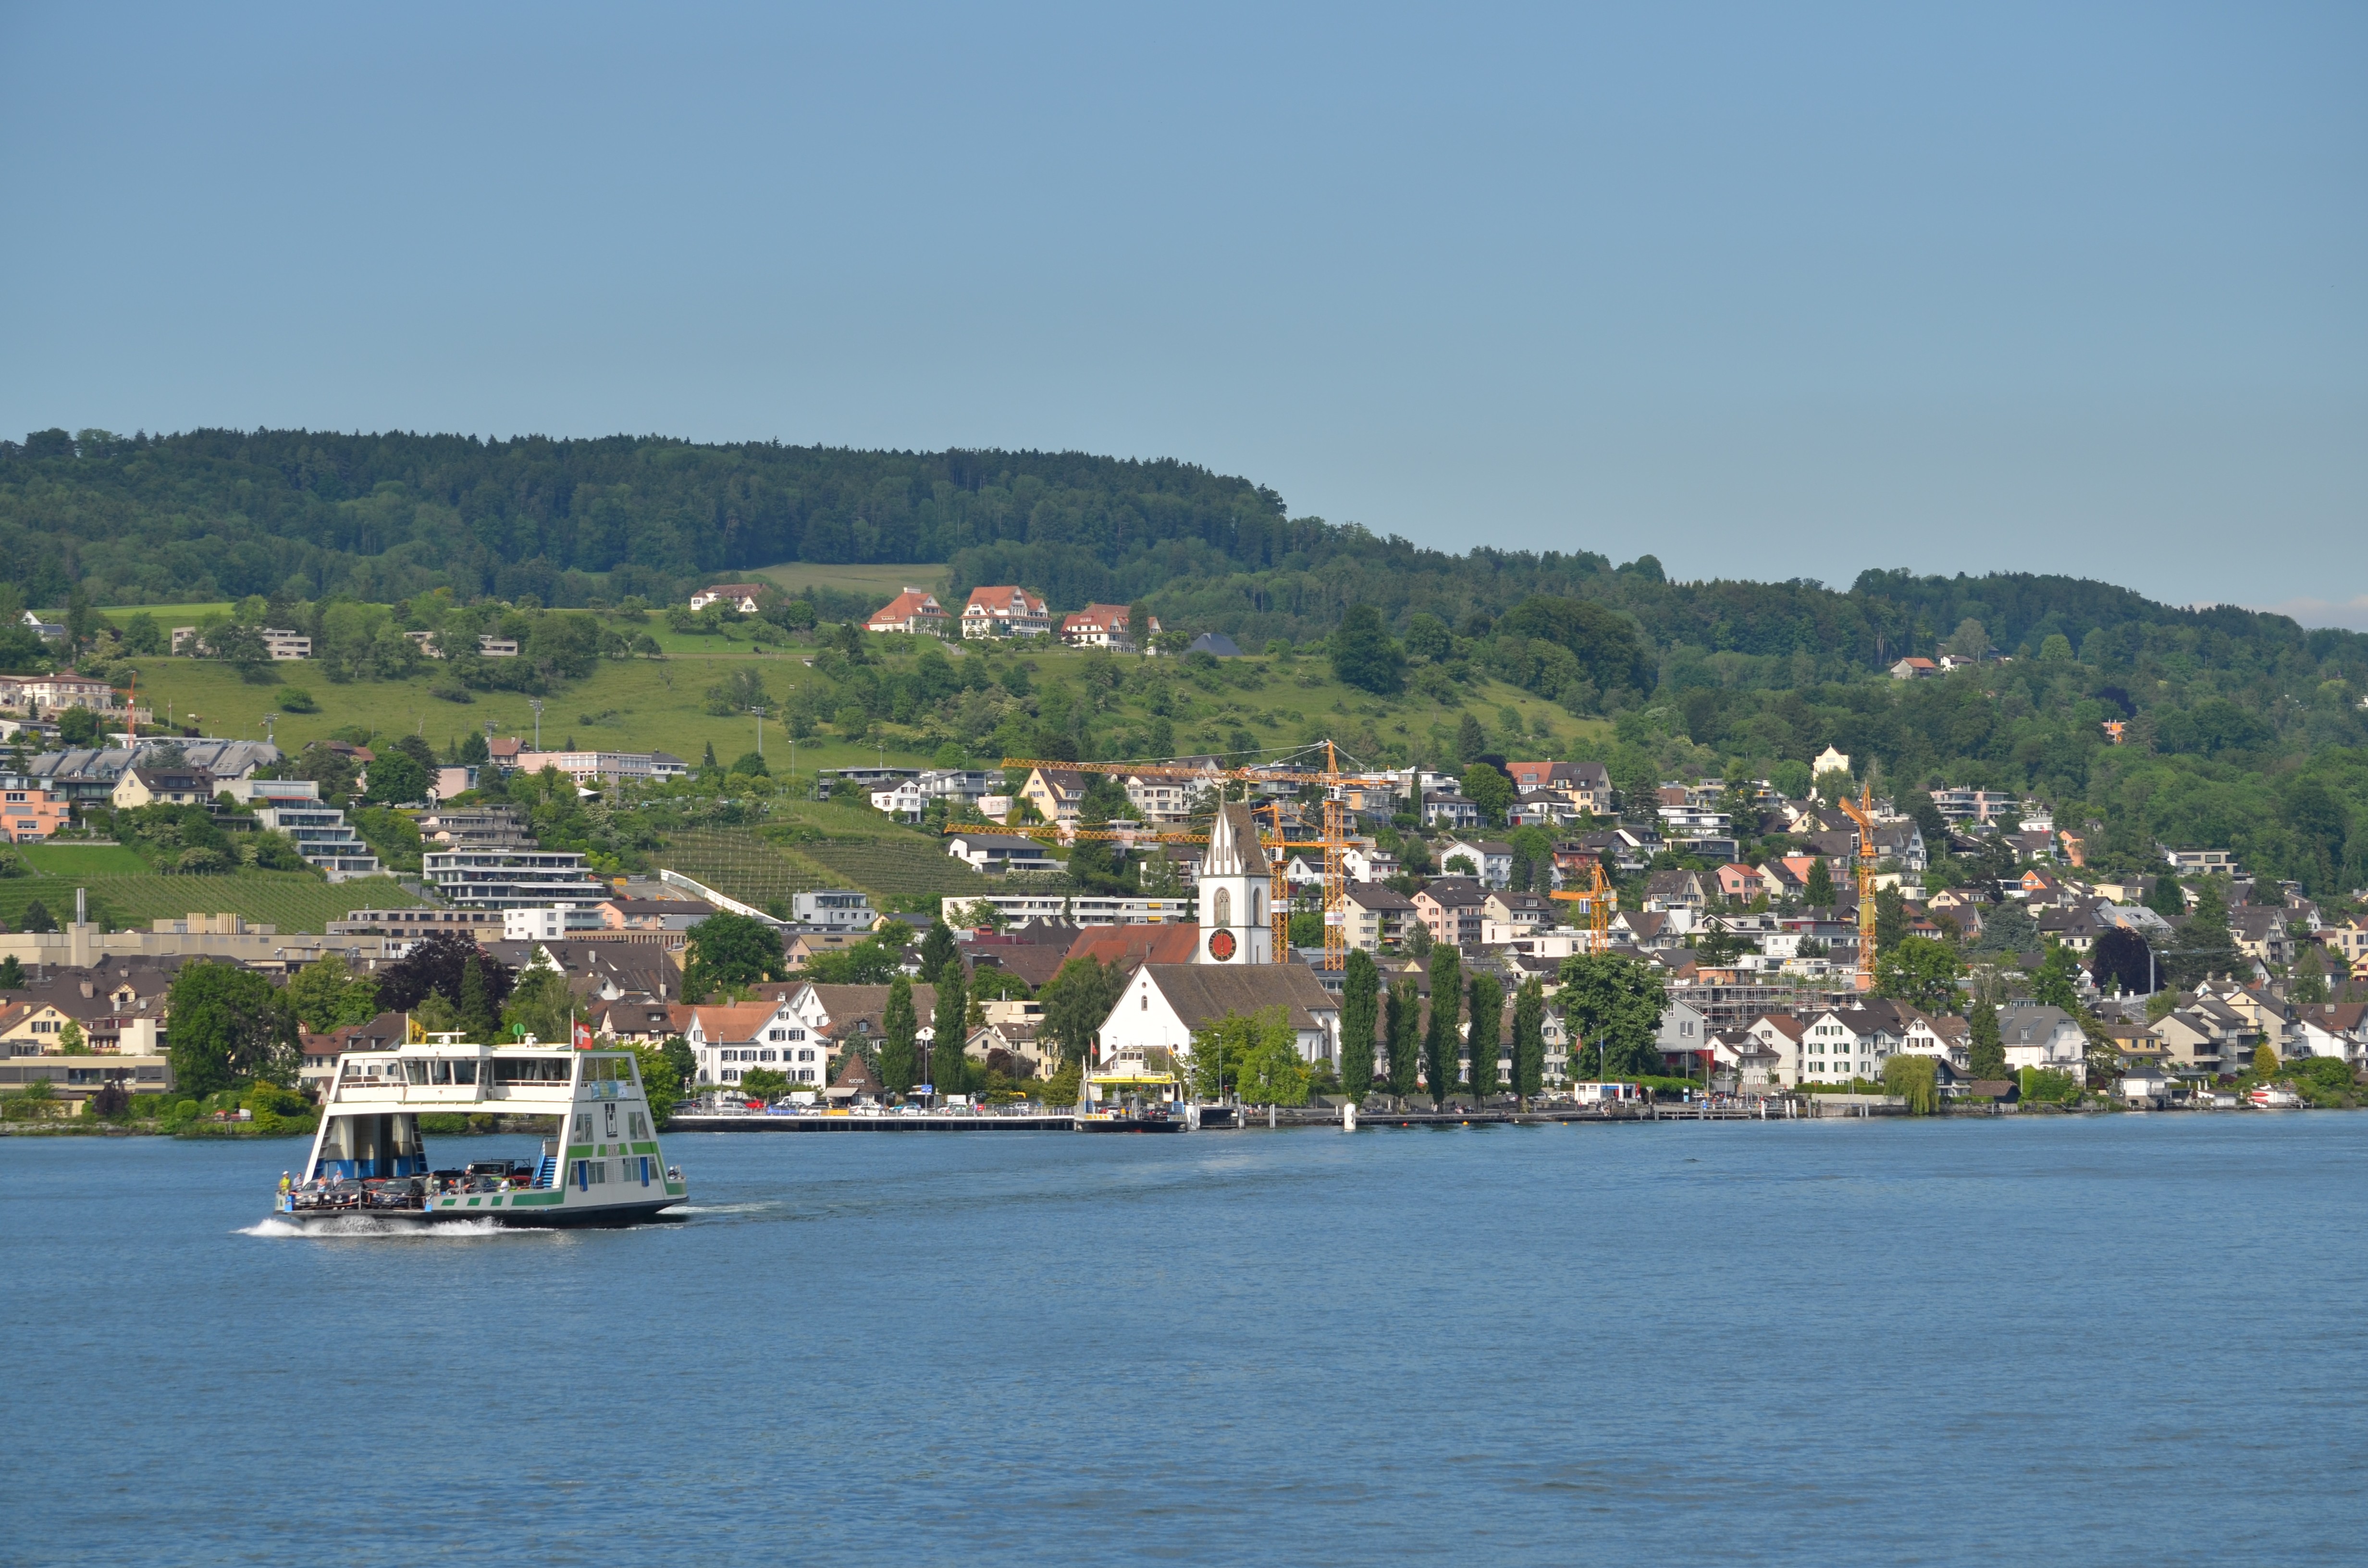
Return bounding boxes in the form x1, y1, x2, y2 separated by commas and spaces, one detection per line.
5, 582, 2364, 1126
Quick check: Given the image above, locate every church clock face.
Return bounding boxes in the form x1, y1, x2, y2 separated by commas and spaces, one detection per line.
1208, 929, 1237, 961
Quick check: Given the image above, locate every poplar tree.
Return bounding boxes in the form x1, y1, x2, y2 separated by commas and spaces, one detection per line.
1339, 948, 1378, 1102
1512, 977, 1545, 1102
1425, 947, 1463, 1101
1466, 973, 1502, 1098
881, 974, 918, 1098
1386, 976, 1421, 1100
932, 966, 969, 1095
1967, 1000, 2006, 1081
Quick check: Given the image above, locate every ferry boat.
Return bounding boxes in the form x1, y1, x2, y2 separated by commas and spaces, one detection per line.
274, 1032, 686, 1228
1075, 1069, 1187, 1132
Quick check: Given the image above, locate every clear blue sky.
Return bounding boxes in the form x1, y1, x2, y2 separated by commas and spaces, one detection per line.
3, 3, 2361, 623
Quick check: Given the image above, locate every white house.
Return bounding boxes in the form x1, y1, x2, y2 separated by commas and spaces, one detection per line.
961, 586, 1051, 639
1997, 1004, 2088, 1083
791, 890, 875, 930
682, 999, 819, 1087
2289, 1004, 2368, 1066
1745, 1014, 1808, 1085
1900, 1011, 1971, 1073
871, 777, 929, 821
1795, 1003, 1917, 1084
1655, 997, 1711, 1069
1436, 838, 1512, 890
689, 584, 766, 614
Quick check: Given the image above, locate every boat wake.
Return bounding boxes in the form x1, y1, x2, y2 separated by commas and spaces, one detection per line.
238, 1215, 521, 1239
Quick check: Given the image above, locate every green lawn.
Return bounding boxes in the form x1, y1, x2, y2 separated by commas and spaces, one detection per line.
96, 602, 235, 625
0, 872, 422, 934
118, 638, 1609, 779
745, 562, 947, 600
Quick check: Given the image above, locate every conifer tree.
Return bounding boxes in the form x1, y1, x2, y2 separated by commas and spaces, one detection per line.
1339, 948, 1378, 1102
1805, 858, 1835, 908
1466, 972, 1502, 1098
1386, 976, 1421, 1100
1425, 947, 1463, 1100
919, 920, 960, 987
1512, 976, 1545, 1102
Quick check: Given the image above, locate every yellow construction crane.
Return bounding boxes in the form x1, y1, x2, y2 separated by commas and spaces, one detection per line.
1836, 781, 1879, 993
1549, 857, 1614, 952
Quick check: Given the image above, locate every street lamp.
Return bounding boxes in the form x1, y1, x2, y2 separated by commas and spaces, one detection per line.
748, 705, 764, 758
529, 699, 543, 751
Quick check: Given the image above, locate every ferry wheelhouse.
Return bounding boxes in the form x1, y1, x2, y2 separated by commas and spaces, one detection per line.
277, 1033, 686, 1228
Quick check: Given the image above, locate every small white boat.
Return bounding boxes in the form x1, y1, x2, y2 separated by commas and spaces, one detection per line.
2247, 1085, 2303, 1109
272, 1032, 686, 1229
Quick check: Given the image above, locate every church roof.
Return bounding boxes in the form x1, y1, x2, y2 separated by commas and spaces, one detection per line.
1140, 964, 1338, 1033
1201, 802, 1270, 878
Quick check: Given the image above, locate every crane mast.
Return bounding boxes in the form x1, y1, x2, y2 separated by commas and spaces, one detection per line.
1836, 781, 1879, 993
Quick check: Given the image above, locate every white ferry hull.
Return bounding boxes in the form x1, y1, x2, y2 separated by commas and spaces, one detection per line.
275, 1196, 684, 1231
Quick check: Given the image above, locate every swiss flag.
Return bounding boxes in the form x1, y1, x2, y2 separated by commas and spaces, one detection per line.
572, 1020, 594, 1051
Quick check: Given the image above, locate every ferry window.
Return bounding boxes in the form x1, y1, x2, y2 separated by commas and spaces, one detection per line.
573, 1113, 591, 1141
432, 1060, 453, 1085
405, 1060, 430, 1084
454, 1060, 478, 1085
629, 1112, 649, 1139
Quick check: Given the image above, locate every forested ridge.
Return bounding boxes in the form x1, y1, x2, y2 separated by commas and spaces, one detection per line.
6, 426, 2366, 894
4, 426, 2349, 664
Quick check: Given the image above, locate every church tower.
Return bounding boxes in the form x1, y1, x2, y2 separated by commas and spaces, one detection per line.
1194, 802, 1274, 965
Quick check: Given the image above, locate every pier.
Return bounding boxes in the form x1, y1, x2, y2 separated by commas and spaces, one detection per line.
665, 1100, 1838, 1132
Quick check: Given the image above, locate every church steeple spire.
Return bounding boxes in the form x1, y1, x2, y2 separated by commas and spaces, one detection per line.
1196, 802, 1273, 964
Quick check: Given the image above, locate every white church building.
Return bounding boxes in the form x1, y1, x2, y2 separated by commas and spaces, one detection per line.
1091, 802, 1342, 1077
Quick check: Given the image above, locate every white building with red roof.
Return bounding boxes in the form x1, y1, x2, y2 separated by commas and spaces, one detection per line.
1059, 603, 1157, 650
961, 586, 1050, 639
865, 588, 951, 636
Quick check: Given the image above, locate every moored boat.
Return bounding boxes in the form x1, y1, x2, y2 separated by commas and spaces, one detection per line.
272, 1030, 686, 1228
1075, 1068, 1188, 1132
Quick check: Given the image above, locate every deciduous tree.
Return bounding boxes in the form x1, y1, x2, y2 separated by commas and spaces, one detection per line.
165, 961, 300, 1096
1875, 936, 1963, 1011
1555, 952, 1667, 1080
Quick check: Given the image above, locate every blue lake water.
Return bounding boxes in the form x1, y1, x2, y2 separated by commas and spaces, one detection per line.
7, 1113, 2367, 1566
